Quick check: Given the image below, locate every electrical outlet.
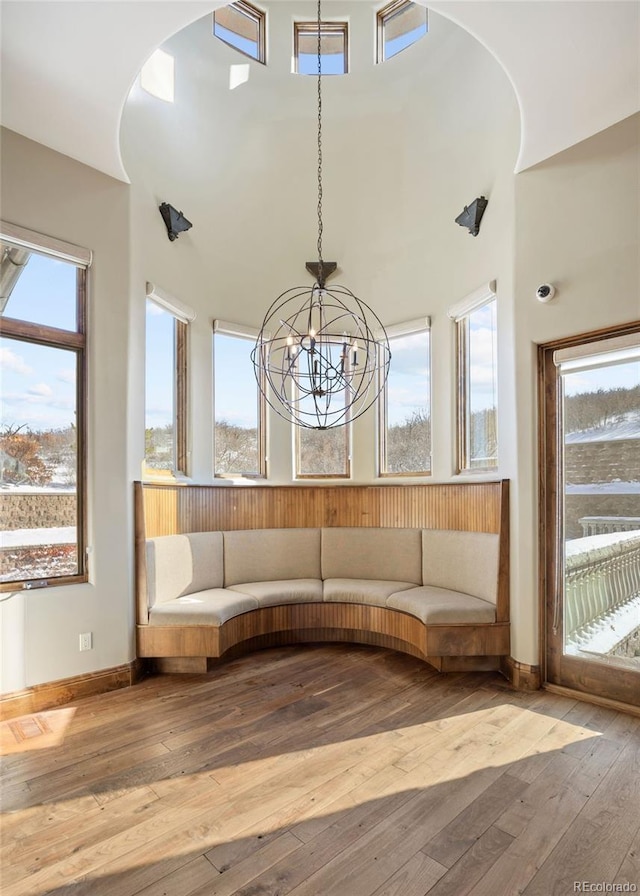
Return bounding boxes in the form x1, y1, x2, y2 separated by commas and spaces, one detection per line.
79, 632, 93, 651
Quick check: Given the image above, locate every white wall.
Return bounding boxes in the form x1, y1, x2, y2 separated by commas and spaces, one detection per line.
120, 4, 520, 485
1, 128, 133, 691
510, 113, 640, 665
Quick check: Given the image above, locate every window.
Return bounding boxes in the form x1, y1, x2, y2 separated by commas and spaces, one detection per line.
140, 49, 175, 103
213, 321, 266, 478
451, 283, 498, 472
214, 1, 266, 64
295, 394, 351, 479
144, 283, 191, 477
294, 22, 349, 75
0, 223, 90, 589
379, 318, 431, 476
377, 0, 428, 63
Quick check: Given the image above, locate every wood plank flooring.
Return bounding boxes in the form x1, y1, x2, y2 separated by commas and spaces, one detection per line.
1, 644, 639, 896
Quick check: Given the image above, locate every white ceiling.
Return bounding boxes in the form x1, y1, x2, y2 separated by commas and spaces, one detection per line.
1, 0, 638, 183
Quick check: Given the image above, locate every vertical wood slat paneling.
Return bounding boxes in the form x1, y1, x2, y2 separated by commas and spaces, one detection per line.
136, 481, 507, 538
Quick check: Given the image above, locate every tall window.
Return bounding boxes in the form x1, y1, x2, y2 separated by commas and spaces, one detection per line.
451, 283, 498, 472
294, 22, 349, 75
213, 1, 266, 64
379, 318, 431, 476
0, 223, 89, 588
376, 0, 428, 63
295, 393, 351, 479
213, 321, 266, 478
144, 283, 190, 477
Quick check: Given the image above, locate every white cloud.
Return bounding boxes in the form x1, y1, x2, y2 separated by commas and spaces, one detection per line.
0, 346, 33, 376
469, 326, 498, 392
3, 390, 73, 411
27, 383, 54, 398
56, 368, 75, 384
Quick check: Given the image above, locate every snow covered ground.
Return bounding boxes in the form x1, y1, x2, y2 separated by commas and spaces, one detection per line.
0, 527, 76, 548
565, 481, 640, 494
565, 411, 640, 443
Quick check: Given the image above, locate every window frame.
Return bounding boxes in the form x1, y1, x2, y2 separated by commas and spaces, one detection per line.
213, 0, 267, 65
378, 316, 431, 478
213, 320, 267, 480
450, 283, 498, 474
293, 21, 349, 75
376, 0, 428, 64
144, 283, 192, 479
0, 222, 89, 591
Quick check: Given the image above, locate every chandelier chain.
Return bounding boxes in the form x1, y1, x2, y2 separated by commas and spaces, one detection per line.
316, 0, 323, 279
251, 0, 391, 430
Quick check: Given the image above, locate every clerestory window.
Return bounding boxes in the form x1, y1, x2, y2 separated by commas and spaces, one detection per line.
376, 0, 428, 64
214, 1, 266, 64
294, 22, 349, 75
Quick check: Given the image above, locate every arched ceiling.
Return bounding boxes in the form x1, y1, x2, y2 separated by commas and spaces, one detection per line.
1, 1, 638, 183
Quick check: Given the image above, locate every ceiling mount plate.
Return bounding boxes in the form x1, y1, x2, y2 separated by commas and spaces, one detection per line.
305, 261, 337, 288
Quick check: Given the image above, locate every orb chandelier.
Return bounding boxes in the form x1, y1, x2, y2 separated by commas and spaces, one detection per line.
251, 0, 391, 430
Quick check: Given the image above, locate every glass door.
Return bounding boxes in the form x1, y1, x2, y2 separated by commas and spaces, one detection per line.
541, 325, 640, 707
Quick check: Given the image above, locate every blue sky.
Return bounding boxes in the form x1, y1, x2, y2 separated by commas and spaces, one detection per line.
384, 22, 427, 61
564, 359, 640, 397
386, 329, 430, 426
213, 331, 259, 430
468, 302, 498, 414
145, 302, 175, 430
1, 253, 77, 432
214, 23, 259, 62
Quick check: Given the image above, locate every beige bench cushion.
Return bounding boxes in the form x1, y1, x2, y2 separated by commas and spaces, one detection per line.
387, 585, 496, 624
148, 588, 258, 625
227, 579, 323, 607
223, 528, 321, 586
146, 532, 224, 606
421, 529, 499, 604
321, 528, 422, 584
324, 578, 417, 607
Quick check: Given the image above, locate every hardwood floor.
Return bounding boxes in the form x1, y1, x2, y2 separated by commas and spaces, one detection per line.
1, 644, 639, 896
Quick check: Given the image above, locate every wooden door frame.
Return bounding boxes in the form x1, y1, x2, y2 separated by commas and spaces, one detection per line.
538, 320, 640, 708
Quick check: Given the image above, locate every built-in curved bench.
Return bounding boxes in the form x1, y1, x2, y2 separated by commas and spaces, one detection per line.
135, 481, 510, 674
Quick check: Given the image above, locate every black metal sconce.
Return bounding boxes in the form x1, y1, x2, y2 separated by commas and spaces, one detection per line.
159, 202, 192, 241
455, 196, 488, 237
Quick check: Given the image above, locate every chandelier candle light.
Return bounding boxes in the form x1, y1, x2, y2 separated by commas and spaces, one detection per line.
252, 0, 391, 429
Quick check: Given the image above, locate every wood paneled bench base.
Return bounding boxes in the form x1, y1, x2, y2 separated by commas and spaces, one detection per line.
135, 480, 511, 679
137, 603, 510, 674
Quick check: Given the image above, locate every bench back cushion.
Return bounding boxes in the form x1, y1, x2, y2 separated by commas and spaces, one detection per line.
421, 529, 499, 604
146, 532, 224, 607
223, 528, 322, 586
321, 527, 422, 584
